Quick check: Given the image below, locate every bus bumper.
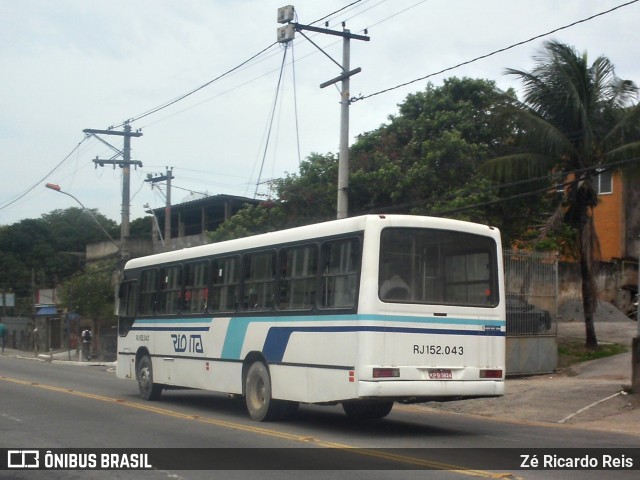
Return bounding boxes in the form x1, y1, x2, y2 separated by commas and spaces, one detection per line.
357, 380, 504, 399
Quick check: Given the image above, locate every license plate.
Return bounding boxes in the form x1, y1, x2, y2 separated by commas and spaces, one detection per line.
428, 370, 452, 379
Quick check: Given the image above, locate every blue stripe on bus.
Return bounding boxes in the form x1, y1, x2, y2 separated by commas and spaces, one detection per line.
130, 318, 212, 332
261, 325, 505, 363
130, 326, 210, 332
220, 314, 504, 360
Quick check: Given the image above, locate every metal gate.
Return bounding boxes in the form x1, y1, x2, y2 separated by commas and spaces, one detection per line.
503, 250, 558, 375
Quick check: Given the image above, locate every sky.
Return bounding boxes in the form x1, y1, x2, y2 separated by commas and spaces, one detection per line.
1, 0, 638, 228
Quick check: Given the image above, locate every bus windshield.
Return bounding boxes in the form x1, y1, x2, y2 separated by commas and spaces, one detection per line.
379, 227, 498, 307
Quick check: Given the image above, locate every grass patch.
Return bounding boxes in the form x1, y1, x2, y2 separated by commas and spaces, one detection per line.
557, 337, 629, 369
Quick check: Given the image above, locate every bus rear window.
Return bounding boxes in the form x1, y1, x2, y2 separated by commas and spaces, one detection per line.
379, 228, 498, 307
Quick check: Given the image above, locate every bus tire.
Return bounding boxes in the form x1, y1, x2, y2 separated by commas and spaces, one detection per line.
137, 354, 162, 401
245, 361, 294, 421
342, 400, 394, 420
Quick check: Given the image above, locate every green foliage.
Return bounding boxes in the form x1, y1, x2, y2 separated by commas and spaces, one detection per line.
485, 40, 640, 348
59, 261, 117, 327
0, 208, 118, 314
207, 202, 288, 242
209, 77, 538, 243
129, 216, 153, 239
558, 337, 628, 368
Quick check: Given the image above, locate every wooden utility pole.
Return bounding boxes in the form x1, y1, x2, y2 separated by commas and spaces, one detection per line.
145, 167, 174, 245
83, 121, 143, 258
277, 6, 369, 219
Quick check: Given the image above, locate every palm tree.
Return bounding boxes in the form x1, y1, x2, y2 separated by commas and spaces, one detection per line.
487, 40, 640, 349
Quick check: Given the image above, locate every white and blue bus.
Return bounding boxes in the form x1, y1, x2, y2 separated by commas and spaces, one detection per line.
116, 214, 505, 421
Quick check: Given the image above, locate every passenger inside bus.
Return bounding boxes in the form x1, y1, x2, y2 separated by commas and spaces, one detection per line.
379, 274, 410, 301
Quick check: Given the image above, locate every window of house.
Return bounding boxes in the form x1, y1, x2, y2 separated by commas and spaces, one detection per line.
596, 170, 613, 195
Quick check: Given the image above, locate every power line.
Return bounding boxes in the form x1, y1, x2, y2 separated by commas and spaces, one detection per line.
310, 0, 366, 26
111, 42, 280, 130
111, 1, 370, 131
366, 155, 640, 216
0, 135, 91, 214
255, 44, 290, 198
353, 0, 640, 103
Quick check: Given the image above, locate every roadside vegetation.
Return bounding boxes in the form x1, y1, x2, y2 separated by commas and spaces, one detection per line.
558, 337, 629, 369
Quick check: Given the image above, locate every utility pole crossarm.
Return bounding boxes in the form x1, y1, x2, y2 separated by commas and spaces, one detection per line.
83, 128, 143, 137
84, 121, 143, 258
293, 23, 370, 42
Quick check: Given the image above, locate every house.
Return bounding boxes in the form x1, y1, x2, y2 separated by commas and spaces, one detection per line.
86, 194, 260, 261
590, 169, 640, 311
148, 194, 260, 252
592, 169, 640, 262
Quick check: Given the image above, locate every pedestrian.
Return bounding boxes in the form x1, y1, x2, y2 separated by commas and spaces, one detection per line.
0, 321, 7, 354
33, 326, 39, 356
82, 328, 93, 361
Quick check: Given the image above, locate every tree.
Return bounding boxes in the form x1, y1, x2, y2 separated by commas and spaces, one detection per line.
59, 261, 118, 359
485, 40, 640, 348
209, 77, 537, 244
0, 208, 119, 315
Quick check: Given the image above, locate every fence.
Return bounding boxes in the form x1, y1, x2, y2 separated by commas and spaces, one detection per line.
503, 249, 558, 336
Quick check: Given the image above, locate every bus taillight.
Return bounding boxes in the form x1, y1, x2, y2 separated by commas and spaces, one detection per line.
479, 369, 503, 379
373, 368, 400, 378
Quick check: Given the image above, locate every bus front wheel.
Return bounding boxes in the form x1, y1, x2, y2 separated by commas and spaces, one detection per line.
245, 361, 298, 421
137, 354, 162, 401
342, 400, 394, 420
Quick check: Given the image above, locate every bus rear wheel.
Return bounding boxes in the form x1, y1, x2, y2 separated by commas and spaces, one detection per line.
342, 400, 394, 420
137, 354, 162, 401
245, 361, 298, 421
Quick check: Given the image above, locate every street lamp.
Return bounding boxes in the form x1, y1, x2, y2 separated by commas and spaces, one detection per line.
143, 203, 165, 247
44, 183, 119, 251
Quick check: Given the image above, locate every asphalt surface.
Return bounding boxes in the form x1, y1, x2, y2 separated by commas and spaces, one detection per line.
2, 318, 639, 436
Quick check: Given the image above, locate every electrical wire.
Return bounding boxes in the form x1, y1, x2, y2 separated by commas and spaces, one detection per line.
291, 40, 302, 166
0, 135, 91, 213
110, 1, 370, 131
352, 0, 640, 103
111, 42, 280, 130
310, 0, 366, 26
365, 155, 640, 216
255, 44, 290, 198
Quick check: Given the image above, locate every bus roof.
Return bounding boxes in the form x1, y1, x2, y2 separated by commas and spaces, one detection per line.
123, 214, 499, 271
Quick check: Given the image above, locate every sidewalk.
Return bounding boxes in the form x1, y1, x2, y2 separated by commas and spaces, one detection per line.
419, 319, 640, 436
0, 347, 115, 367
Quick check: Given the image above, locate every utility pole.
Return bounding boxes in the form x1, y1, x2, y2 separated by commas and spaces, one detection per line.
145, 167, 174, 245
83, 121, 143, 258
633, 238, 640, 394
277, 5, 369, 219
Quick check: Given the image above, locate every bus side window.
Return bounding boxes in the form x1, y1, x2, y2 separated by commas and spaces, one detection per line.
243, 251, 276, 311
118, 280, 138, 336
185, 261, 209, 314
211, 256, 239, 313
321, 238, 360, 309
159, 265, 182, 314
139, 269, 158, 315
278, 244, 318, 310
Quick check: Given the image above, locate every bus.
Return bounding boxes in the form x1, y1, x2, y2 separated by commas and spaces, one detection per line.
116, 214, 505, 421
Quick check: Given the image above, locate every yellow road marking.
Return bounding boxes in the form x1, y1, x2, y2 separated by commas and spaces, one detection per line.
1, 375, 516, 477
